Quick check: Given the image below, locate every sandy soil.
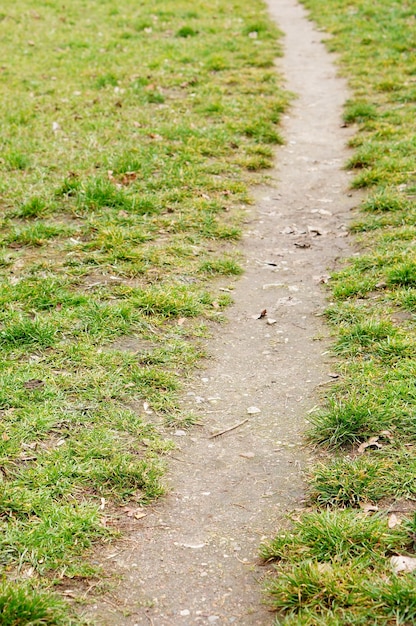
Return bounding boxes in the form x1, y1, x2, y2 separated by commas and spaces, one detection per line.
82, 1, 360, 623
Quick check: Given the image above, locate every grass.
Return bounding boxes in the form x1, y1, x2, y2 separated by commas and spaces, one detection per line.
262, 0, 416, 623
0, 0, 289, 620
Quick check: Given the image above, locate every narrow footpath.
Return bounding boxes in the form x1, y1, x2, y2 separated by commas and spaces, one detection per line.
86, 1, 359, 623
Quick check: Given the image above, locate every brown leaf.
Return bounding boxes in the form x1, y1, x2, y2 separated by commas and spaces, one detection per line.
123, 507, 147, 520
357, 436, 382, 454
2, 433, 9, 441
359, 502, 379, 514
120, 171, 138, 185
258, 309, 267, 319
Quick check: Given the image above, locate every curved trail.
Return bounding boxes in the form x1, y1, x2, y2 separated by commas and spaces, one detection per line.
86, 1, 358, 624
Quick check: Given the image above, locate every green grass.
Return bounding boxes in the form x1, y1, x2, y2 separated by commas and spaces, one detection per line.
263, 0, 416, 623
0, 581, 68, 625
0, 0, 289, 620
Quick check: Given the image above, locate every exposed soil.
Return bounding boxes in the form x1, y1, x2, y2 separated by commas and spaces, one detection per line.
82, 1, 360, 623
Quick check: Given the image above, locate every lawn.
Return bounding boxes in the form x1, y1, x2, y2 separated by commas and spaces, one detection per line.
0, 0, 289, 622
262, 1, 416, 624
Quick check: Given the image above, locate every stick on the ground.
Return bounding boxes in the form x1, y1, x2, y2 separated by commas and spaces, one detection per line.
209, 419, 249, 439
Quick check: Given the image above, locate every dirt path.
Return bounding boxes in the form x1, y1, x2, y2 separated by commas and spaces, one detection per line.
84, 1, 358, 624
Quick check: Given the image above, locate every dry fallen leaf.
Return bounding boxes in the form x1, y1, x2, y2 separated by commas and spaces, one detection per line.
357, 436, 382, 454
388, 513, 401, 528
359, 502, 379, 514
123, 507, 147, 520
391, 555, 416, 574
380, 430, 393, 440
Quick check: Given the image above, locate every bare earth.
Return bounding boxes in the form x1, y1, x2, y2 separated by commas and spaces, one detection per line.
84, 1, 360, 624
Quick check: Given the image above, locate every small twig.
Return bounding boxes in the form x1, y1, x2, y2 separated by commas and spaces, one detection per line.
209, 419, 248, 439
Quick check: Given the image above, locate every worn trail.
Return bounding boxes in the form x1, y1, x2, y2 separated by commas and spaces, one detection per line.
86, 1, 357, 623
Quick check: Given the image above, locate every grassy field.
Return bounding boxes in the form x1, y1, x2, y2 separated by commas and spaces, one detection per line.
262, 0, 416, 624
0, 0, 289, 622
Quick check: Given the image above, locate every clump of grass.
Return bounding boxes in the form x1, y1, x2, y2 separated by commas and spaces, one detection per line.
76, 178, 132, 213
176, 26, 198, 38
0, 581, 68, 625
261, 509, 408, 564
387, 262, 416, 287
3, 151, 31, 171
15, 197, 52, 219
343, 100, 378, 124
199, 258, 242, 275
262, 509, 416, 623
310, 449, 416, 506
5, 223, 69, 247
0, 318, 57, 350
94, 73, 118, 89
362, 189, 409, 213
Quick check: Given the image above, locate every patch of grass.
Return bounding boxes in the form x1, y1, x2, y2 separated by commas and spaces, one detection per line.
343, 100, 378, 124
0, 581, 68, 625
261, 509, 409, 564
4, 222, 70, 247
0, 0, 289, 618
0, 318, 57, 350
310, 449, 416, 506
176, 26, 198, 38
264, 0, 416, 622
3, 150, 31, 171
199, 257, 242, 276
